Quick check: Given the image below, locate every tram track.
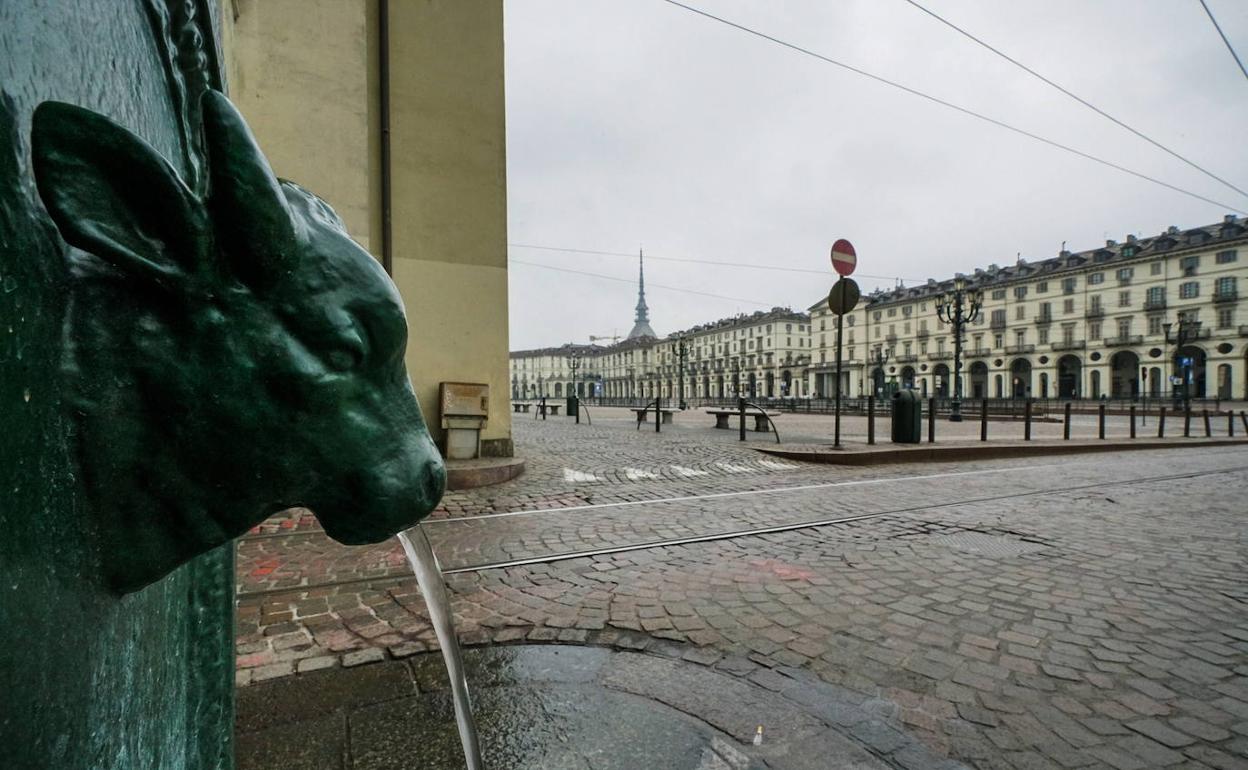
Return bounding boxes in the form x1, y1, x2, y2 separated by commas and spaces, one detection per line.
235, 462, 1248, 600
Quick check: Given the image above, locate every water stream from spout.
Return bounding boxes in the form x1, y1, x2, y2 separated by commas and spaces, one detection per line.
397, 526, 484, 770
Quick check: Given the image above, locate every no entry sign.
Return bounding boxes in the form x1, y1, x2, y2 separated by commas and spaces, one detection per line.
831, 239, 857, 277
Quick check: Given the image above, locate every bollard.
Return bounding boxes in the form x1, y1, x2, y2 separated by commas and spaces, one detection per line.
867, 396, 875, 445
1158, 407, 1166, 438
656, 397, 662, 434
1229, 411, 1235, 438
1242, 411, 1248, 434
1184, 409, 1191, 437
1130, 405, 1136, 439
542, 396, 548, 421
1024, 399, 1032, 441
1063, 402, 1071, 440
738, 397, 746, 442
1098, 403, 1106, 440
1203, 409, 1211, 438
928, 397, 936, 443
980, 399, 988, 442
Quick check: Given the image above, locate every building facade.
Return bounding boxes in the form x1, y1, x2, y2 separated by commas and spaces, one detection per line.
510, 308, 812, 401
810, 216, 1248, 401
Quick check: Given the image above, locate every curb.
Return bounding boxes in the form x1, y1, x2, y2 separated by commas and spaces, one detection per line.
754, 438, 1248, 465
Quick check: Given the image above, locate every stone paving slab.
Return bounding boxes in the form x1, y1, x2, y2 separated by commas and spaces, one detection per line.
237, 646, 929, 769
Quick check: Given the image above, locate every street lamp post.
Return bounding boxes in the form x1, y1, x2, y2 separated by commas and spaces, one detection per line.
1163, 316, 1202, 414
871, 347, 890, 397
567, 352, 582, 412
935, 277, 984, 422
731, 359, 740, 399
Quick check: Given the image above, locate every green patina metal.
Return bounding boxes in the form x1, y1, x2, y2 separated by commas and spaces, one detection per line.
1, 2, 444, 767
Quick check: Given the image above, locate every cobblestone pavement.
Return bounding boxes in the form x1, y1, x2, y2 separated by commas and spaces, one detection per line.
236, 413, 1248, 769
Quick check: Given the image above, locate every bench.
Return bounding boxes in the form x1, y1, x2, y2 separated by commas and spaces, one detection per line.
706, 409, 779, 432
539, 403, 561, 416
631, 407, 675, 424
512, 402, 531, 413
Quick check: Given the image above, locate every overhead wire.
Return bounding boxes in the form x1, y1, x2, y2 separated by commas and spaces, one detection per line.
901, 0, 1248, 201
508, 242, 924, 282
657, 0, 1247, 214
1199, 0, 1248, 84
508, 258, 784, 308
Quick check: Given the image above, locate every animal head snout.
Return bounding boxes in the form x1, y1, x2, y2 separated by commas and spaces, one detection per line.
313, 424, 446, 545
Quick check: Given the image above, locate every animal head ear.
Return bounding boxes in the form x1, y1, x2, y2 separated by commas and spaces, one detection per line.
201, 90, 296, 289
31, 102, 209, 287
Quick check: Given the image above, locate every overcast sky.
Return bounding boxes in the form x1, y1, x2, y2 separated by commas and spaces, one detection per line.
504, 0, 1248, 350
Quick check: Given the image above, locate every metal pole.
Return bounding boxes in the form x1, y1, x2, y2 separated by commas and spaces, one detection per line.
1024, 398, 1032, 441
980, 399, 988, 441
1130, 405, 1136, 438
1063, 402, 1071, 440
1158, 407, 1165, 438
867, 396, 876, 445
1228, 411, 1234, 438
738, 397, 746, 442
656, 396, 661, 434
928, 397, 935, 443
1098, 403, 1106, 439
1202, 409, 1211, 438
834, 312, 844, 448
1184, 409, 1191, 437
950, 296, 964, 421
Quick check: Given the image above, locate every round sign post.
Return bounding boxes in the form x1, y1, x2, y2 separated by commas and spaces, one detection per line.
828, 239, 859, 448
831, 239, 857, 277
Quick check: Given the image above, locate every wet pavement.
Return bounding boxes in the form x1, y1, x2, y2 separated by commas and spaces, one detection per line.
236, 644, 954, 769
235, 413, 1248, 769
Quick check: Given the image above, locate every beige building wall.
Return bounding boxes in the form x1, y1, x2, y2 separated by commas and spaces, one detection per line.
387, 0, 513, 455
220, 0, 513, 456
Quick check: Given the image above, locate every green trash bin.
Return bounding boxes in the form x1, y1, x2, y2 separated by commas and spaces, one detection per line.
891, 389, 922, 443
566, 395, 578, 418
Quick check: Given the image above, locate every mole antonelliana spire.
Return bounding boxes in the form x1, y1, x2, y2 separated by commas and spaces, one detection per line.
627, 248, 657, 339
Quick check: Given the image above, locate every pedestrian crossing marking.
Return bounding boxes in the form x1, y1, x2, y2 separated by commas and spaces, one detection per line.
757, 460, 798, 470
670, 465, 710, 477
563, 468, 602, 483
622, 467, 659, 480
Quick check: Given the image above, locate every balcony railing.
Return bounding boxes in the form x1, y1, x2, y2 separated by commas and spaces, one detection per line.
1085, 307, 1104, 318
927, 351, 954, 361
1214, 290, 1238, 303
1143, 298, 1167, 311
1240, 325, 1248, 337
990, 319, 1006, 330
968, 348, 992, 357
1050, 340, 1086, 351
1033, 315, 1053, 325
895, 354, 919, 363
1004, 344, 1035, 354
916, 328, 929, 338
1104, 335, 1143, 347
885, 334, 898, 344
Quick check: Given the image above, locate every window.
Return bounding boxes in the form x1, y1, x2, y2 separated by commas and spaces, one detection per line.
1062, 325, 1075, 344
1036, 282, 1048, 294
1179, 281, 1199, 299
1146, 286, 1165, 308
1121, 245, 1136, 258
1216, 249, 1237, 264
1014, 330, 1026, 347
1015, 305, 1026, 320
1089, 321, 1102, 339
1148, 316, 1163, 335
1063, 298, 1074, 314
1216, 276, 1237, 298
887, 308, 897, 317
1038, 328, 1049, 344
903, 342, 912, 355
873, 311, 882, 321
993, 333, 1004, 348
785, 324, 792, 333
1150, 261, 1163, 276
1039, 302, 1052, 320
902, 321, 910, 334
1116, 267, 1133, 284
1218, 307, 1234, 329
1179, 256, 1199, 276
1178, 309, 1199, 324
903, 306, 912, 316
919, 319, 927, 331
888, 324, 895, 336
1089, 272, 1104, 285
991, 289, 1006, 300
1014, 286, 1028, 299
1062, 277, 1077, 294
846, 315, 855, 326
874, 327, 880, 338
1090, 295, 1102, 311
991, 309, 1006, 326
1118, 291, 1130, 307
1117, 318, 1131, 338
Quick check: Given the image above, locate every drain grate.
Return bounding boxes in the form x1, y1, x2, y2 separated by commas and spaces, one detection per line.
926, 532, 1048, 558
